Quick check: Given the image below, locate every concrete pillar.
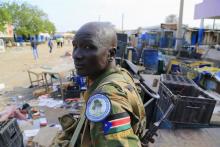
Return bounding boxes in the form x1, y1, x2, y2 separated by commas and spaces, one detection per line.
200, 19, 204, 29
198, 19, 204, 45
175, 0, 184, 50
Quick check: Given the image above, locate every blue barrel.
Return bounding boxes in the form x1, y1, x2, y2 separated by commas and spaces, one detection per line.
142, 49, 158, 71
160, 37, 169, 48
16, 36, 24, 43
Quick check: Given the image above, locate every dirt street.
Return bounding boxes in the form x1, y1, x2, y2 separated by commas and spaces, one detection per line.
0, 41, 73, 110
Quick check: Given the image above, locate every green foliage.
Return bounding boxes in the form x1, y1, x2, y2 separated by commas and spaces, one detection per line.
0, 2, 56, 35
43, 20, 56, 34
165, 14, 178, 24
0, 7, 11, 32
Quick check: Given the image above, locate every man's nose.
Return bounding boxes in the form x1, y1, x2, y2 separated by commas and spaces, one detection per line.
73, 48, 83, 60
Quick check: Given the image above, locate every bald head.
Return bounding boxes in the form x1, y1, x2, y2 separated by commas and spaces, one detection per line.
73, 22, 117, 78
75, 22, 117, 49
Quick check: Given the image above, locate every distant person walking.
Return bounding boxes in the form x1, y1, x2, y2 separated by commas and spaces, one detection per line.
31, 37, 39, 60
60, 37, 64, 47
48, 39, 53, 53
56, 38, 60, 48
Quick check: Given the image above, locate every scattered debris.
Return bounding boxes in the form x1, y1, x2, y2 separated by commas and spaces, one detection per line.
38, 97, 63, 108
24, 129, 40, 138
0, 105, 26, 122
33, 88, 52, 97
39, 118, 48, 126
64, 51, 72, 56
32, 127, 59, 147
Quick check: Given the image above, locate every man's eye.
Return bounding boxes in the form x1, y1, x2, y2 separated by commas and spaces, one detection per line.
84, 46, 96, 51
85, 46, 90, 49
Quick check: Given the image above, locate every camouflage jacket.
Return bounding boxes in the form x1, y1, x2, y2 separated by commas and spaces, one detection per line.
54, 67, 146, 147
81, 67, 146, 147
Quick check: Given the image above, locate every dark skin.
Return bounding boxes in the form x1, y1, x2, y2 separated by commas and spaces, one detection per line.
73, 22, 117, 80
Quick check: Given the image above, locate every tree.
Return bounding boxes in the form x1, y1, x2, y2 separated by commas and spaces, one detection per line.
1, 2, 56, 36
43, 20, 56, 34
165, 14, 178, 23
0, 7, 11, 32
71, 30, 77, 34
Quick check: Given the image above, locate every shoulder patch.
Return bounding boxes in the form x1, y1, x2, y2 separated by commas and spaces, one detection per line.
86, 94, 111, 122
103, 112, 132, 135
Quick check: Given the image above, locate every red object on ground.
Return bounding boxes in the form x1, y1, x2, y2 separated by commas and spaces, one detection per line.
65, 98, 80, 102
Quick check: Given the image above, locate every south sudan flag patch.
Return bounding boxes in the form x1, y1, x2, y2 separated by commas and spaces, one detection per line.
103, 112, 131, 135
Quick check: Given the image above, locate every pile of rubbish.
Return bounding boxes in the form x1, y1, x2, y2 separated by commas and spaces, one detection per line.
0, 70, 86, 147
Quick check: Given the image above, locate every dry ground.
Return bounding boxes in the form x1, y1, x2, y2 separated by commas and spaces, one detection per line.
0, 41, 73, 110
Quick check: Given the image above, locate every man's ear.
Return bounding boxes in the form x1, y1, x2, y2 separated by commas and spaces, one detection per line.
109, 47, 116, 58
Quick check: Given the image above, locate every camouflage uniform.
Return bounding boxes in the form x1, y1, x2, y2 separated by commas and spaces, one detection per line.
81, 67, 146, 147
55, 67, 146, 147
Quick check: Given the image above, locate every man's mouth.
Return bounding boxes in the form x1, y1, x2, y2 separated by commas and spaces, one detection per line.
75, 64, 85, 69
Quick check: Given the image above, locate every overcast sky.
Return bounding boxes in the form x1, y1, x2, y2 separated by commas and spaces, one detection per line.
19, 0, 219, 32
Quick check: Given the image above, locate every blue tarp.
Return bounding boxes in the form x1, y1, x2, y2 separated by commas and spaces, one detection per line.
191, 33, 197, 45
53, 34, 63, 39
16, 36, 24, 43
160, 37, 175, 48
198, 28, 204, 45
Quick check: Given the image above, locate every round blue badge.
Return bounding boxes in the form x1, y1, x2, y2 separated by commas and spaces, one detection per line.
86, 94, 111, 122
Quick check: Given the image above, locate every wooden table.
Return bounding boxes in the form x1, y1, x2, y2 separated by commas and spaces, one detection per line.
42, 64, 74, 100
27, 64, 75, 99
27, 68, 45, 87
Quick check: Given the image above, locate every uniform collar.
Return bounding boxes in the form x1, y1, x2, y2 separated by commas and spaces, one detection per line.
84, 67, 118, 101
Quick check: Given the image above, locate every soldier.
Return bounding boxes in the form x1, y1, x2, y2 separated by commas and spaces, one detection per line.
56, 22, 146, 147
